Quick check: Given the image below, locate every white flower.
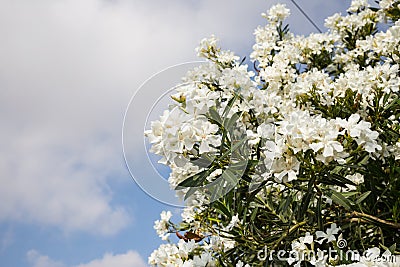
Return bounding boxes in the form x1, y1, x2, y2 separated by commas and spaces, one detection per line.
288, 233, 314, 265
316, 223, 340, 244
246, 129, 260, 146
196, 35, 219, 58
219, 65, 255, 91
225, 214, 240, 231
257, 123, 275, 139
192, 252, 215, 267
236, 260, 250, 267
154, 211, 172, 240
348, 0, 369, 12
178, 239, 197, 259
379, 0, 395, 9
193, 120, 220, 154
272, 155, 300, 183
325, 13, 343, 30
148, 243, 181, 266
345, 173, 364, 190
336, 114, 382, 153
394, 142, 400, 160
291, 232, 313, 252
309, 139, 343, 159
262, 4, 290, 22
182, 260, 194, 267
217, 50, 240, 65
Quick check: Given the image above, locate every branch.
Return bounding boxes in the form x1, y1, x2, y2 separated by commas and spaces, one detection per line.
272, 221, 307, 251
351, 211, 400, 229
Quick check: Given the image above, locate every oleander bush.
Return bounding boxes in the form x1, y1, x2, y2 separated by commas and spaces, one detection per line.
145, 0, 400, 266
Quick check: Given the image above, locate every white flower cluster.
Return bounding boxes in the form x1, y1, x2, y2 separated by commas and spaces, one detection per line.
148, 233, 240, 267
379, 0, 400, 9
148, 239, 204, 267
154, 211, 172, 241
285, 225, 342, 266
146, 0, 400, 265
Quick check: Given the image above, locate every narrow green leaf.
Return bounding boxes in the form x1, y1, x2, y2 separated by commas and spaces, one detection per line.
388, 243, 397, 254
221, 168, 240, 186
341, 191, 359, 198
328, 173, 357, 186
218, 138, 247, 162
190, 153, 215, 168
297, 176, 316, 221
331, 191, 353, 210
176, 169, 210, 188
250, 207, 259, 222
317, 196, 323, 230
222, 95, 238, 118
229, 160, 248, 171
356, 191, 371, 205
184, 186, 198, 201
224, 112, 241, 131
213, 201, 231, 218
208, 107, 222, 126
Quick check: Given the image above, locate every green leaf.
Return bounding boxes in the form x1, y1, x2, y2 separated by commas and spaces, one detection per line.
190, 153, 215, 168
178, 222, 190, 229
208, 179, 226, 202
297, 176, 316, 221
250, 207, 259, 221
208, 107, 222, 126
213, 201, 231, 218
341, 191, 358, 198
222, 95, 238, 118
176, 169, 210, 188
221, 168, 240, 186
388, 243, 397, 254
229, 160, 248, 171
331, 191, 353, 210
356, 191, 371, 205
184, 187, 198, 201
207, 217, 221, 223
317, 196, 323, 230
277, 193, 292, 218
323, 173, 357, 187
218, 138, 247, 162
224, 112, 241, 131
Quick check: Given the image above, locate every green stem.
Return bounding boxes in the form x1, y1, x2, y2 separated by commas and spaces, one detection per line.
272, 221, 307, 251
351, 211, 400, 229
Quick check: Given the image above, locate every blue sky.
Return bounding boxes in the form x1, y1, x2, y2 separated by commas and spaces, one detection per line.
0, 0, 350, 266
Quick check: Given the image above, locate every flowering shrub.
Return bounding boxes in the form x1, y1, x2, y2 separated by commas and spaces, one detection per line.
145, 0, 400, 266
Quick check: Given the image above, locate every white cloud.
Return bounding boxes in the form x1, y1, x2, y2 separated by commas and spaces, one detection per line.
27, 250, 147, 267
27, 250, 65, 267
75, 251, 147, 267
0, 0, 349, 235
0, 0, 272, 235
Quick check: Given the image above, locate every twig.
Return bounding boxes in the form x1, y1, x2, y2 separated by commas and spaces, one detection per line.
351, 211, 400, 229
272, 221, 307, 251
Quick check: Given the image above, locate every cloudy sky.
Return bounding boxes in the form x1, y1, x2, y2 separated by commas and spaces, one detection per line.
0, 0, 350, 266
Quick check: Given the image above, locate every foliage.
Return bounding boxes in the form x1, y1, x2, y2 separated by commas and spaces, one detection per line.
145, 0, 400, 266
